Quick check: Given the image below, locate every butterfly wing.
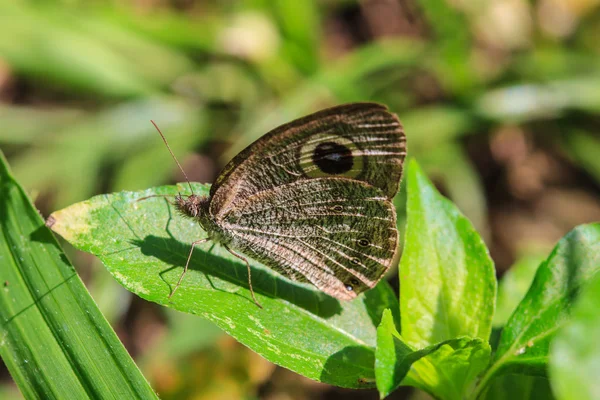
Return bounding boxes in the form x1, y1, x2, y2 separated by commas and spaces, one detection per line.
208, 102, 405, 300
210, 103, 406, 217
220, 178, 398, 300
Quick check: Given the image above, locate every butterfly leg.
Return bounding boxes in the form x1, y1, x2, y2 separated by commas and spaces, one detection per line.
169, 238, 210, 299
223, 245, 263, 309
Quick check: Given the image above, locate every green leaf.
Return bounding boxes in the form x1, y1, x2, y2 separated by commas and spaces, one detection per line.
376, 309, 427, 398
47, 184, 400, 389
550, 273, 600, 400
375, 310, 490, 399
493, 252, 547, 328
0, 151, 157, 399
400, 159, 496, 349
481, 374, 554, 400
403, 338, 490, 400
480, 224, 600, 388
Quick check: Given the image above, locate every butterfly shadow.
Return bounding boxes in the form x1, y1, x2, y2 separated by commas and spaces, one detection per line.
130, 234, 344, 318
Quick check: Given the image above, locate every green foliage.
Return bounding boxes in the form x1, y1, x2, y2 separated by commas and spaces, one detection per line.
0, 152, 157, 399
376, 310, 489, 399
375, 160, 493, 399
401, 338, 489, 400
376, 161, 599, 399
37, 157, 600, 399
46, 182, 399, 389
549, 274, 600, 400
493, 253, 547, 328
563, 130, 600, 184
2, 0, 600, 398
488, 224, 600, 378
400, 160, 496, 348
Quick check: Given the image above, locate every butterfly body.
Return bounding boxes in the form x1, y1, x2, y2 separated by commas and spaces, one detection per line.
173, 103, 406, 302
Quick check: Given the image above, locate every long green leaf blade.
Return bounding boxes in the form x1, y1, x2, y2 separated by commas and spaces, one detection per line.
47, 184, 400, 389
376, 309, 427, 398
0, 151, 157, 399
400, 159, 496, 348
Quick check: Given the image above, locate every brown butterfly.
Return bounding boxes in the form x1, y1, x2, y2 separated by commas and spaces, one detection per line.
157, 103, 406, 308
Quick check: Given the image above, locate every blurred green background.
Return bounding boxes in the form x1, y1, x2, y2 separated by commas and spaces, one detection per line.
1, 0, 599, 399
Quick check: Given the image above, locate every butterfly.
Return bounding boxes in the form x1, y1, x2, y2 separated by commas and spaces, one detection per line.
157, 103, 406, 308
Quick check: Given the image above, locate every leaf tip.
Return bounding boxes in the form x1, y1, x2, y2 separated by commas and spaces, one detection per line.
378, 308, 396, 333
46, 201, 99, 243
406, 157, 420, 173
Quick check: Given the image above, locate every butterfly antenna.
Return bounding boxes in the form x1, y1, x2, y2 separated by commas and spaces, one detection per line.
151, 120, 195, 195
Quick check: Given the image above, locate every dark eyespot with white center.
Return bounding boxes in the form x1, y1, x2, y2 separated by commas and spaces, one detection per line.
312, 141, 353, 174
357, 238, 370, 247
345, 278, 361, 291
350, 258, 360, 265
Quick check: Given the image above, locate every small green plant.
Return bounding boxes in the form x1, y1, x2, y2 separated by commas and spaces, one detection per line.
1, 152, 598, 399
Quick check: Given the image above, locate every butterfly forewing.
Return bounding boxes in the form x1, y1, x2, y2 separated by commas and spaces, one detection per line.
210, 103, 406, 217
221, 179, 397, 299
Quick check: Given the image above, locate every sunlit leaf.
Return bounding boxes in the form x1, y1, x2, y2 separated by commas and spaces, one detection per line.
482, 224, 600, 387
402, 338, 490, 400
376, 309, 490, 400
0, 152, 157, 399
400, 159, 496, 349
48, 183, 400, 389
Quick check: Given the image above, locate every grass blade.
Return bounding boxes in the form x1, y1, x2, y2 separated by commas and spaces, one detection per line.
0, 151, 157, 399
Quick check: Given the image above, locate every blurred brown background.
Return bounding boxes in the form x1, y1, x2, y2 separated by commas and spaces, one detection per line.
1, 0, 599, 398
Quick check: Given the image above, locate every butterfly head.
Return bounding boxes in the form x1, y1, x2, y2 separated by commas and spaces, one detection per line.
174, 193, 210, 219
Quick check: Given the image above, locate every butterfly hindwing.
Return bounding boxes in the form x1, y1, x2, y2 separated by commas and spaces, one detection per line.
220, 178, 397, 299
210, 103, 406, 217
